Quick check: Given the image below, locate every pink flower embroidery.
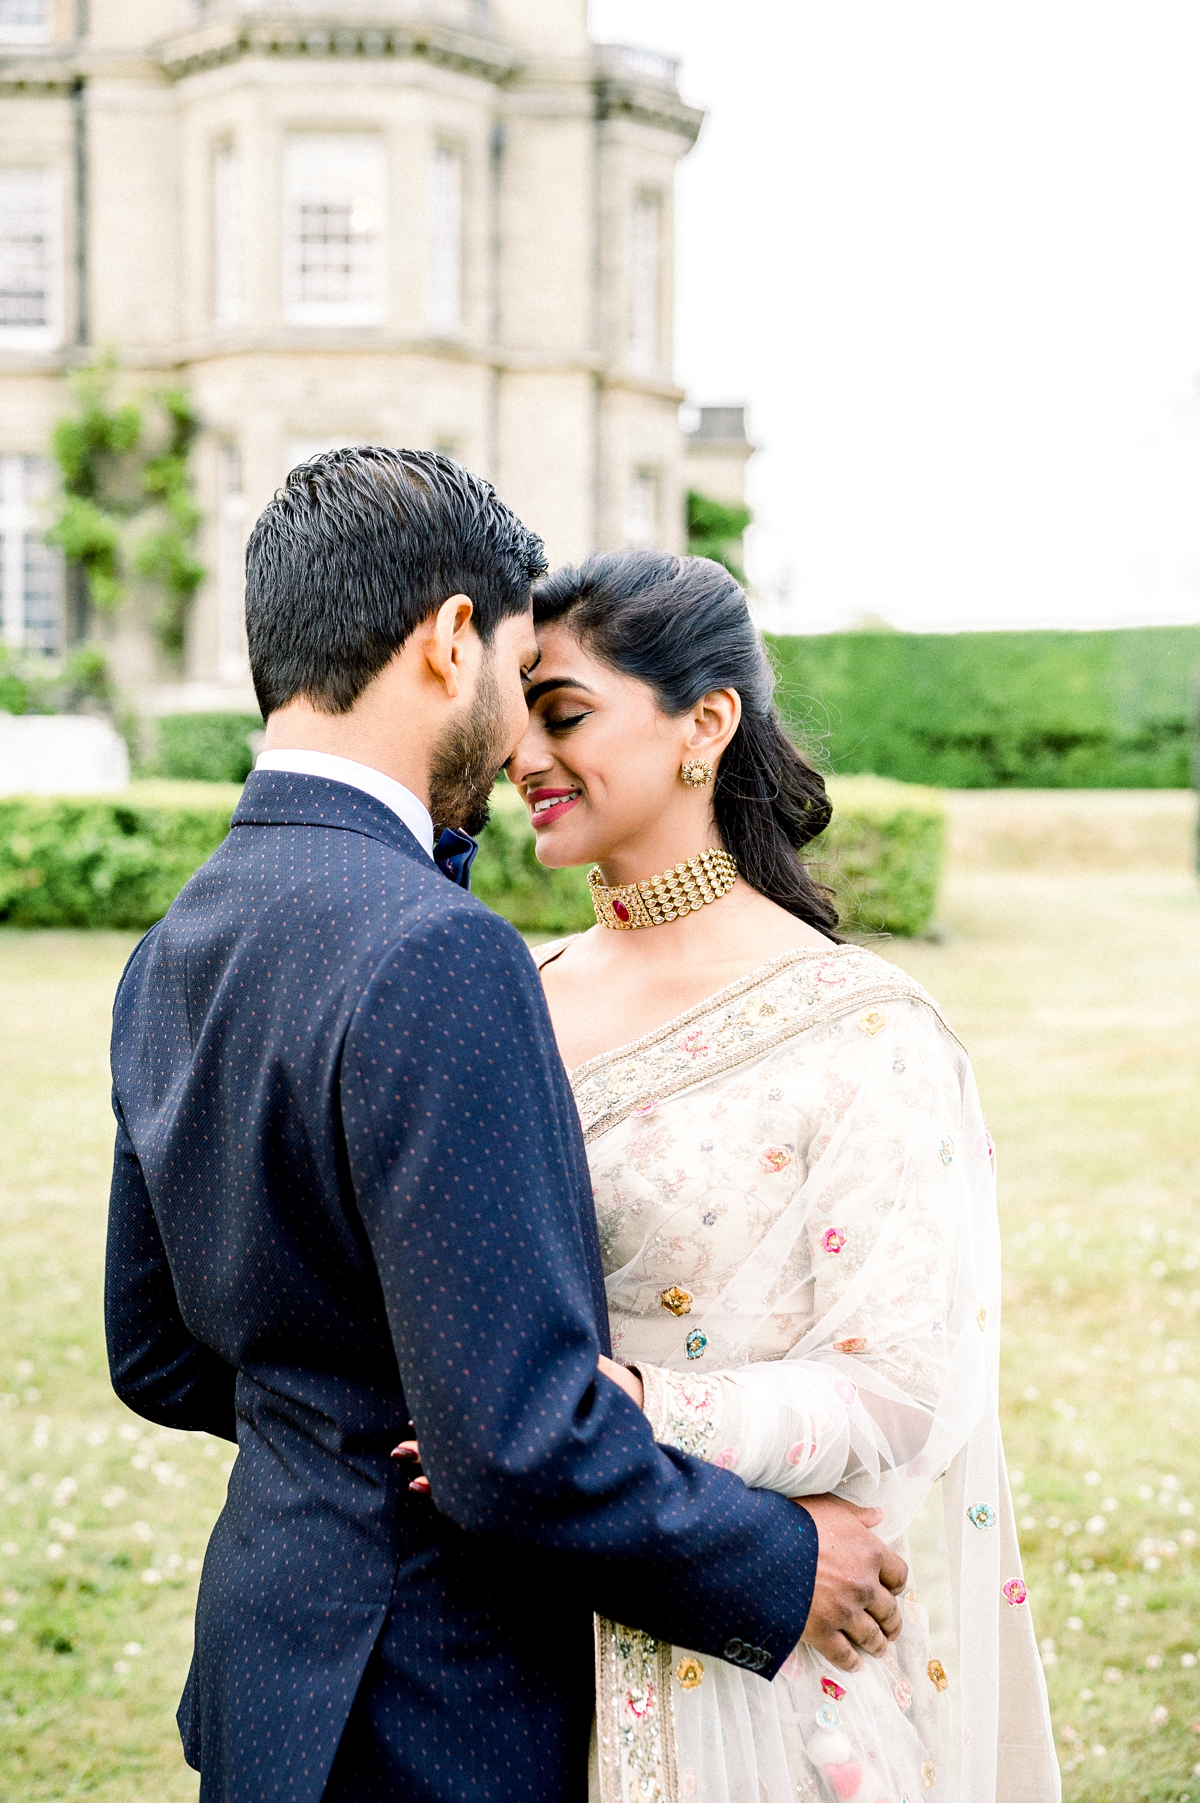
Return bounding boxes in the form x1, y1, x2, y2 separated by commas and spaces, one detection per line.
786, 1442, 816, 1466
714, 1446, 738, 1470
815, 963, 847, 989
822, 1226, 846, 1255
973, 1131, 994, 1161
679, 1031, 710, 1061
780, 1650, 804, 1682
760, 1145, 792, 1175
834, 1337, 867, 1355
826, 1763, 863, 1800
1002, 1579, 1028, 1607
834, 1377, 859, 1404
681, 1773, 698, 1802
625, 1681, 656, 1720
821, 1676, 846, 1701
895, 1678, 913, 1710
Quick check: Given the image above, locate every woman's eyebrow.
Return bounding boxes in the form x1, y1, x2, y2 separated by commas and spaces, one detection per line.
523, 676, 597, 706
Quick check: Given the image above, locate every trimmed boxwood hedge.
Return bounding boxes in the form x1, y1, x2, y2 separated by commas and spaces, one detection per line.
769, 623, 1200, 789
0, 773, 945, 938
0, 783, 243, 930
155, 713, 262, 784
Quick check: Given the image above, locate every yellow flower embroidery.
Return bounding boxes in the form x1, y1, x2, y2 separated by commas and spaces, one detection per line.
660, 1285, 693, 1317
927, 1658, 948, 1691
859, 1009, 887, 1035
675, 1656, 704, 1690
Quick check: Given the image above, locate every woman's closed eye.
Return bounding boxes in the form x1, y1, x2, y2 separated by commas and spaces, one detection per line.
544, 710, 591, 734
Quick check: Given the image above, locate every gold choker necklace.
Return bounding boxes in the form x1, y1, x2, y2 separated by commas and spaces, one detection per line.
588, 847, 738, 931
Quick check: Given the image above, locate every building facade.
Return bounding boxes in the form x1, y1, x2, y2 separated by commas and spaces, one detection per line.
0, 0, 702, 715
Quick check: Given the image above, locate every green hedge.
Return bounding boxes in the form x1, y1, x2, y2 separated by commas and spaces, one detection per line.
155, 713, 261, 784
0, 774, 945, 938
816, 775, 945, 937
0, 784, 242, 929
768, 624, 1200, 789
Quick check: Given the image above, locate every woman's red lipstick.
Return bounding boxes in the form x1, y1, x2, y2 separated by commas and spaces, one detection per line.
526, 787, 582, 829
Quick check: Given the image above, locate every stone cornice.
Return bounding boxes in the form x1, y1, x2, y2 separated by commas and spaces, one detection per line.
0, 46, 79, 94
593, 53, 703, 145
0, 336, 685, 403
154, 13, 518, 85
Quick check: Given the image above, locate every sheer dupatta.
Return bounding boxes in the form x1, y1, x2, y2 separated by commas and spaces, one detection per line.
538, 942, 1059, 1803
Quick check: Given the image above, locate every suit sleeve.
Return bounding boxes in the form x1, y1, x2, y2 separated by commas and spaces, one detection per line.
105, 1093, 238, 1443
340, 906, 819, 1676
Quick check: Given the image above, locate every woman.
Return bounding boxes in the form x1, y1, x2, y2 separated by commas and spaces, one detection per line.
509, 551, 1059, 1803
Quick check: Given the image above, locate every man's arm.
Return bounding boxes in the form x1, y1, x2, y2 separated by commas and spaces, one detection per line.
105, 1094, 238, 1443
342, 908, 820, 1675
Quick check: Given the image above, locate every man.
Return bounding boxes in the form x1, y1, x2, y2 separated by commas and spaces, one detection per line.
105, 449, 905, 1803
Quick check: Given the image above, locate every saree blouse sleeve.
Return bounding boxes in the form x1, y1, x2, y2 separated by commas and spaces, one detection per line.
630, 996, 999, 1532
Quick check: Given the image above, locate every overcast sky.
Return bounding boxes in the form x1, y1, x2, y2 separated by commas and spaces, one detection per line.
590, 0, 1200, 633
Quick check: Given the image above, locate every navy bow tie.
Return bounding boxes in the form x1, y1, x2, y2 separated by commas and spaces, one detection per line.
433, 827, 478, 890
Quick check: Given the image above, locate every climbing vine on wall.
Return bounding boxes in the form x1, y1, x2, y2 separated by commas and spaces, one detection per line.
686, 489, 751, 583
47, 357, 205, 658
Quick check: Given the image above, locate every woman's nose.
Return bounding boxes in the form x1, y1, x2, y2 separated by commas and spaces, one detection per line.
508, 731, 552, 787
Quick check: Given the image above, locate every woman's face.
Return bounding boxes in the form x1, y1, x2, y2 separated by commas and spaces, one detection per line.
506, 621, 737, 871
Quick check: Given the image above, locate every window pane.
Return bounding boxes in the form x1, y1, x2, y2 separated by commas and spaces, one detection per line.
624, 468, 658, 547
629, 193, 660, 372
0, 455, 62, 654
213, 144, 243, 327
427, 145, 463, 335
217, 443, 248, 681
0, 0, 51, 44
284, 134, 387, 327
0, 168, 61, 348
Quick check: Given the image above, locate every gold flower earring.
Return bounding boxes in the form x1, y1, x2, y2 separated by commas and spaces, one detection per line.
680, 759, 714, 788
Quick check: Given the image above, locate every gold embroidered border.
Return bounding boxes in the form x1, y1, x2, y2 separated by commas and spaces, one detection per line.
568, 947, 961, 1145
594, 1615, 679, 1803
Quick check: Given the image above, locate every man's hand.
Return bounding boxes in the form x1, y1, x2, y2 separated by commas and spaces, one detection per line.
796, 1493, 908, 1672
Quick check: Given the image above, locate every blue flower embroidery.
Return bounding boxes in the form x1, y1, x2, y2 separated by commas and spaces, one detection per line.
685, 1329, 708, 1360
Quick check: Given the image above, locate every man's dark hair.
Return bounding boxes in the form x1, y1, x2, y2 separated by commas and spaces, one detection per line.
244, 447, 547, 717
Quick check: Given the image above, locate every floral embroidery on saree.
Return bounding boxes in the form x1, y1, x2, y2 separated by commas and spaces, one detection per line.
569, 946, 957, 1145
594, 1617, 680, 1803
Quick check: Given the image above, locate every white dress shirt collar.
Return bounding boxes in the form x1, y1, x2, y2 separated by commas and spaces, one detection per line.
254, 750, 435, 859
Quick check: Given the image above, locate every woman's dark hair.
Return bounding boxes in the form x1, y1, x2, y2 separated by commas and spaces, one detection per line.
532, 549, 838, 935
245, 447, 546, 718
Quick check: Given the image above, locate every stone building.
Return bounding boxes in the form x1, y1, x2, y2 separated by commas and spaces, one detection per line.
0, 0, 702, 718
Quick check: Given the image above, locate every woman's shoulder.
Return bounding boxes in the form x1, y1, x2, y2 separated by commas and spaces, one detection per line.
530, 934, 581, 971
741, 942, 963, 1050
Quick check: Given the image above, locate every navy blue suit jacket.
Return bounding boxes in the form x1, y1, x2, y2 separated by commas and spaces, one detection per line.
105, 772, 818, 1803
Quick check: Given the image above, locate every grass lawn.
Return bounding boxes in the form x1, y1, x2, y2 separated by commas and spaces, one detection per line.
0, 808, 1197, 1800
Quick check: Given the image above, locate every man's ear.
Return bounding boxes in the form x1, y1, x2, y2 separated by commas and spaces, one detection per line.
424, 594, 474, 700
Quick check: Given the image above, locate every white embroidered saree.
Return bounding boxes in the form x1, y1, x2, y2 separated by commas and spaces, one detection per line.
536, 941, 1060, 1803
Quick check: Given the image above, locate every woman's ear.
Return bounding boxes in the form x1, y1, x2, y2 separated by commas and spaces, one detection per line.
684, 688, 741, 764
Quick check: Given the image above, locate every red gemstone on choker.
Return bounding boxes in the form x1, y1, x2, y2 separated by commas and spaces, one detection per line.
612, 899, 631, 923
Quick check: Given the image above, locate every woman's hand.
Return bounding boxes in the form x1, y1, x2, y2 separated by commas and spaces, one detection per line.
598, 1354, 644, 1410
390, 1358, 645, 1493
390, 1439, 430, 1495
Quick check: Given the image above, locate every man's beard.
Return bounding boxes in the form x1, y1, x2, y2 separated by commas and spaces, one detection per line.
427, 662, 510, 838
